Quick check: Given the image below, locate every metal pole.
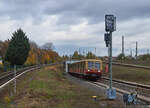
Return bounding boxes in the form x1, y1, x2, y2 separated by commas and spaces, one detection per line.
95, 47, 96, 59
135, 42, 138, 60
109, 32, 112, 89
105, 15, 116, 99
147, 49, 149, 54
14, 65, 16, 94
122, 36, 124, 55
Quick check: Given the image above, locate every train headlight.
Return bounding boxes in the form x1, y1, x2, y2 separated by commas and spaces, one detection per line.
98, 70, 100, 72
88, 70, 90, 72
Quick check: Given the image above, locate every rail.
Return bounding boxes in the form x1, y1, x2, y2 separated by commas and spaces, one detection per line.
89, 81, 150, 103
0, 62, 63, 90
102, 77, 150, 90
103, 61, 150, 69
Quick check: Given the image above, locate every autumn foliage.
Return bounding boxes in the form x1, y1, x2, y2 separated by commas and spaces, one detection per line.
25, 42, 59, 65
0, 40, 60, 66
25, 49, 37, 65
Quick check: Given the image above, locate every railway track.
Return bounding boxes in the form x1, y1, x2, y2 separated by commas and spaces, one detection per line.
102, 77, 150, 90
112, 62, 150, 69
0, 65, 39, 88
104, 61, 150, 69
0, 63, 62, 90
97, 77, 150, 104
89, 81, 150, 106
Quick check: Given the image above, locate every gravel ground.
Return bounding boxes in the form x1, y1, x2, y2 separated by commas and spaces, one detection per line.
64, 73, 124, 107
100, 79, 150, 98
64, 72, 150, 108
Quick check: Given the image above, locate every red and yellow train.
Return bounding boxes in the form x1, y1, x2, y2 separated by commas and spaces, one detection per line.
68, 59, 103, 80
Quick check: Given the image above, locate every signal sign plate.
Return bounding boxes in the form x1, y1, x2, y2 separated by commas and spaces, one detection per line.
105, 15, 116, 32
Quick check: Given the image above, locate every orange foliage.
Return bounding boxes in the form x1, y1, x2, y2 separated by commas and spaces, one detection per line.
41, 51, 50, 64
25, 43, 60, 65
25, 49, 37, 65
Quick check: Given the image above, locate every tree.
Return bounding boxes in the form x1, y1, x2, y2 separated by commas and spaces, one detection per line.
139, 54, 150, 61
72, 51, 79, 60
62, 55, 69, 60
26, 41, 41, 65
117, 53, 125, 60
25, 49, 36, 65
41, 42, 54, 50
5, 28, 30, 65
86, 51, 96, 59
0, 40, 10, 61
78, 54, 85, 60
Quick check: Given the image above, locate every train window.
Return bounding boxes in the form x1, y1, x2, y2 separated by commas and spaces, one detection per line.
88, 61, 94, 69
82, 62, 84, 69
95, 62, 100, 69
80, 62, 82, 70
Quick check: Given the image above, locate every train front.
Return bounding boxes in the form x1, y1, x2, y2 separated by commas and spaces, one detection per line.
85, 60, 102, 80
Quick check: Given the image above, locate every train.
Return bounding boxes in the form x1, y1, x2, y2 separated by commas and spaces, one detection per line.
65, 59, 103, 80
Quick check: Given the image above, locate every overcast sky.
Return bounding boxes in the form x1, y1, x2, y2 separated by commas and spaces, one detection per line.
0, 0, 150, 56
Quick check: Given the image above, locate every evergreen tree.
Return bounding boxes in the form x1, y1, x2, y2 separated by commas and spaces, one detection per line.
5, 28, 30, 65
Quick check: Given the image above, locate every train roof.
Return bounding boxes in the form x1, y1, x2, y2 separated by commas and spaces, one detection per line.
67, 59, 102, 64
65, 60, 80, 64
80, 59, 102, 62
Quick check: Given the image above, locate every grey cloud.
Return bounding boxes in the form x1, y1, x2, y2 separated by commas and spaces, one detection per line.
0, 0, 43, 20
0, 0, 150, 56
0, 0, 150, 25
44, 0, 150, 24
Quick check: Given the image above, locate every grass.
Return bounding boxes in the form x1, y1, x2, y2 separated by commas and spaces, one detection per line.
115, 60, 150, 67
0, 65, 122, 108
104, 63, 150, 85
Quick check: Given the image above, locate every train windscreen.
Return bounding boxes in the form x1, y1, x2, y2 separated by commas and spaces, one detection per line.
88, 61, 100, 69
95, 62, 100, 69
88, 62, 94, 69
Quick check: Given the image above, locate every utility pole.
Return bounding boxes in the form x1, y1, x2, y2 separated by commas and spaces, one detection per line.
130, 49, 132, 57
95, 47, 96, 59
122, 36, 124, 55
147, 49, 149, 54
79, 48, 81, 55
135, 42, 138, 60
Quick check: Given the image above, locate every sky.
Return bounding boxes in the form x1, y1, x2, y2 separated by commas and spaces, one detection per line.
0, 0, 150, 56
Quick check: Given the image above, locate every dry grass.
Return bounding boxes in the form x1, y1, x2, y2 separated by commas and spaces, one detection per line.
0, 65, 124, 108
0, 65, 121, 108
104, 63, 150, 85
115, 60, 150, 67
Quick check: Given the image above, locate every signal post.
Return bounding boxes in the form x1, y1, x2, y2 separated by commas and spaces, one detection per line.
104, 15, 116, 99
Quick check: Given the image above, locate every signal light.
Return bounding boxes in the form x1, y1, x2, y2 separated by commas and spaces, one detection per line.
104, 33, 110, 47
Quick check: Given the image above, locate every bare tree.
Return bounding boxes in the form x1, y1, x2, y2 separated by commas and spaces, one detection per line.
30, 41, 38, 49
41, 42, 54, 50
